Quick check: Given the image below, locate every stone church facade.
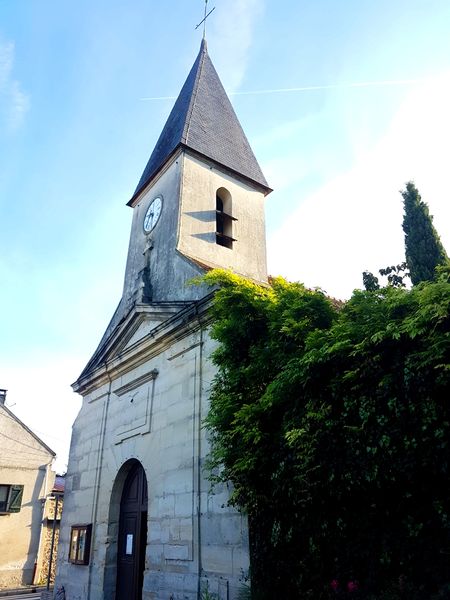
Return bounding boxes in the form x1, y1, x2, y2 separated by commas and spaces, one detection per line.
55, 40, 271, 600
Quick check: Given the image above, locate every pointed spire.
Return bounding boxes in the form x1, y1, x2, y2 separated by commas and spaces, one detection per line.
129, 41, 270, 205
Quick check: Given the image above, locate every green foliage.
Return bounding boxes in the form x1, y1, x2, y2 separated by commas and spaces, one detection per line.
203, 269, 450, 599
363, 263, 409, 291
402, 181, 449, 285
200, 581, 218, 600
236, 584, 252, 600
378, 262, 409, 287
363, 182, 448, 291
362, 270, 380, 291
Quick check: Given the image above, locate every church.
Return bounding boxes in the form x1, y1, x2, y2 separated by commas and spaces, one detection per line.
55, 38, 271, 600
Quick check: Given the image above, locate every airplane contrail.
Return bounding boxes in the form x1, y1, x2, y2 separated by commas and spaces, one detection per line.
140, 78, 426, 101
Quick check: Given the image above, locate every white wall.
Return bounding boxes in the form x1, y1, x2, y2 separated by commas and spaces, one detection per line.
0, 405, 54, 588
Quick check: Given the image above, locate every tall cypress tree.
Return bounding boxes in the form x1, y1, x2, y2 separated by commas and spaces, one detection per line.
402, 181, 448, 285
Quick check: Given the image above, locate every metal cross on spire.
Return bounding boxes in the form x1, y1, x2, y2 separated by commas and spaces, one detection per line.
195, 0, 216, 38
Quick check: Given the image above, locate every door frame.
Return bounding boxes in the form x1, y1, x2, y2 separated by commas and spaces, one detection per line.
103, 460, 148, 600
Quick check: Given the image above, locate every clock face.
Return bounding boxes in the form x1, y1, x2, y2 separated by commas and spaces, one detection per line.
143, 196, 162, 233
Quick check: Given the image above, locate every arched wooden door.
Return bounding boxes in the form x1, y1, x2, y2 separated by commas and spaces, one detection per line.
116, 462, 148, 600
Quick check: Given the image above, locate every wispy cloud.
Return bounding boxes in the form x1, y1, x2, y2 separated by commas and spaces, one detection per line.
230, 77, 427, 96
140, 77, 425, 101
139, 1, 264, 100
0, 40, 30, 131
208, 0, 264, 93
267, 71, 450, 299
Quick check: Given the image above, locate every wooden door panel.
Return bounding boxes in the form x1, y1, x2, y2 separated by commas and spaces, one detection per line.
116, 464, 147, 600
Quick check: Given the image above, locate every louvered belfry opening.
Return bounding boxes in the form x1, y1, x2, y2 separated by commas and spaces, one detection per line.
215, 187, 235, 249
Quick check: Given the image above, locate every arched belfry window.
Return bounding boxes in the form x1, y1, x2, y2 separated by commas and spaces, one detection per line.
216, 187, 236, 249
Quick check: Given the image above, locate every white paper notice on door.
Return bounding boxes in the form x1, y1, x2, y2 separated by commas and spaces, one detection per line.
126, 534, 133, 555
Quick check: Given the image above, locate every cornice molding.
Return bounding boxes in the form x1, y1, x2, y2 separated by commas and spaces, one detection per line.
73, 295, 213, 396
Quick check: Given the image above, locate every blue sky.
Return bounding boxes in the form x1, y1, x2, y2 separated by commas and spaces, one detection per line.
1, 0, 450, 470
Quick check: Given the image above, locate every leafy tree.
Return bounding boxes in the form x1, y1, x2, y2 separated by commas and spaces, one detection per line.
402, 181, 448, 284
363, 263, 410, 291
378, 262, 409, 287
362, 270, 380, 291
203, 269, 450, 599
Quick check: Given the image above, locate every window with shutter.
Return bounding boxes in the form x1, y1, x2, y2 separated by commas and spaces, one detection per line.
8, 485, 24, 513
0, 484, 24, 513
0, 485, 9, 512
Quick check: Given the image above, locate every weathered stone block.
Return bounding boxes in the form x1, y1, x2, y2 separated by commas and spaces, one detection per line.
175, 491, 194, 517
202, 545, 234, 575
163, 543, 189, 561
158, 493, 175, 517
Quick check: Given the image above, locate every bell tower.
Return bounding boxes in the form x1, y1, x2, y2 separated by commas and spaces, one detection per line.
121, 39, 271, 310
57, 39, 272, 600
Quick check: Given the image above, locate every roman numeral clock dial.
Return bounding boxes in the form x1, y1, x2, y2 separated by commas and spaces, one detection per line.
143, 196, 162, 233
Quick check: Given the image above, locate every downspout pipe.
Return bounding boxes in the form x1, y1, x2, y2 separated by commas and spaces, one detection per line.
196, 316, 204, 599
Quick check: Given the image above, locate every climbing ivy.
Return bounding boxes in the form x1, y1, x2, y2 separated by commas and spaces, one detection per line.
203, 269, 450, 599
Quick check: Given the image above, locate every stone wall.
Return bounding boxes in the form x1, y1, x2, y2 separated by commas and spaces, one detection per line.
34, 495, 63, 586
55, 305, 249, 600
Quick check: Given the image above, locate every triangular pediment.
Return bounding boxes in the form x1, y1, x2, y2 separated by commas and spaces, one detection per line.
77, 301, 194, 382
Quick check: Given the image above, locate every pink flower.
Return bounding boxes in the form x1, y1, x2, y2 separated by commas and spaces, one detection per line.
330, 579, 339, 591
347, 580, 359, 592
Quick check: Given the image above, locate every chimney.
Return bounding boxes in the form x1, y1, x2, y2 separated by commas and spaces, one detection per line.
0, 389, 7, 405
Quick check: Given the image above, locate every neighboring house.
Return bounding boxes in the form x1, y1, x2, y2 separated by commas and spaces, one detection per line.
0, 389, 56, 589
34, 475, 65, 586
56, 39, 271, 600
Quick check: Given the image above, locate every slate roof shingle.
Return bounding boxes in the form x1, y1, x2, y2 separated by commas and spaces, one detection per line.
129, 39, 270, 205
